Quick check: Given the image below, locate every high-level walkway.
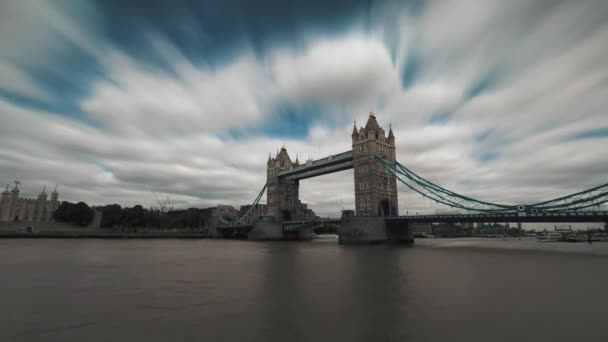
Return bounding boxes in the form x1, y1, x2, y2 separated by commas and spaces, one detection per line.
277, 151, 353, 180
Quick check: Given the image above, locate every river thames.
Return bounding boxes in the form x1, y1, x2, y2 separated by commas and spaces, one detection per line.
1, 237, 607, 342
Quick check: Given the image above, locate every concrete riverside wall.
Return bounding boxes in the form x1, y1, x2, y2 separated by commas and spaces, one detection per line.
0, 210, 103, 231
249, 220, 284, 240
0, 221, 92, 232
338, 216, 388, 244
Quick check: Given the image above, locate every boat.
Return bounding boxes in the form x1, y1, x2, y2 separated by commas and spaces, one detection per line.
536, 231, 563, 242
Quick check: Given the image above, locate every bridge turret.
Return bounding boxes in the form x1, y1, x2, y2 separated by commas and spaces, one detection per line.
266, 146, 300, 221
0, 184, 9, 221
352, 121, 359, 144
276, 145, 292, 170
352, 112, 398, 217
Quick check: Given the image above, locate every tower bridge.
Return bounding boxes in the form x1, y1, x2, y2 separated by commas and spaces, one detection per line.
216, 112, 608, 243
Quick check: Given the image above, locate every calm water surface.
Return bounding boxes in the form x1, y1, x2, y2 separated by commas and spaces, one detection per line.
1, 237, 607, 342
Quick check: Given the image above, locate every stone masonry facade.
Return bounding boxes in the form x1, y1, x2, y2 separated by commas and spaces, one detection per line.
0, 183, 60, 222
352, 112, 398, 217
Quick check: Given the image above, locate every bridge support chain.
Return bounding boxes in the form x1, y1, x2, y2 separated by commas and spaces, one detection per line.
338, 214, 414, 244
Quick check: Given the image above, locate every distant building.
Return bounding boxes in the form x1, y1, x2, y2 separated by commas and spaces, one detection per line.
411, 223, 432, 234
0, 182, 60, 222
431, 222, 473, 237
239, 203, 268, 222
475, 223, 506, 236
194, 204, 239, 220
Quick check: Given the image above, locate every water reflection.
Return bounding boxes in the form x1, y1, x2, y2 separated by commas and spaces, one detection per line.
0, 239, 607, 342
253, 242, 413, 342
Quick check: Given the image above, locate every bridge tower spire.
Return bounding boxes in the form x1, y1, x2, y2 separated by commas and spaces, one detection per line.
352, 112, 398, 217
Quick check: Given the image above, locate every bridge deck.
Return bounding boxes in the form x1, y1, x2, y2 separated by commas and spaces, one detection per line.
388, 211, 608, 223
282, 219, 342, 231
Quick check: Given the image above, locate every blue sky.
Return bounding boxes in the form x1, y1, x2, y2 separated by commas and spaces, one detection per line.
1, 0, 607, 216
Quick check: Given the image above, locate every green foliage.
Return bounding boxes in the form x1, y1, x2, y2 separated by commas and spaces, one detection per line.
53, 201, 94, 227
98, 205, 209, 230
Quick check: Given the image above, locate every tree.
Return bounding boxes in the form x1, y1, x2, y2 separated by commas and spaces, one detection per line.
125, 205, 147, 227
53, 202, 73, 222
71, 202, 94, 226
100, 204, 122, 228
53, 201, 94, 227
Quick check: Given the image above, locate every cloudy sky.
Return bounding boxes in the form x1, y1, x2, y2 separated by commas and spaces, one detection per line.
1, 0, 607, 217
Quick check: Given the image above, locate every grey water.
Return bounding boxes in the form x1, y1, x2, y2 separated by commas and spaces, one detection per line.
1, 237, 607, 342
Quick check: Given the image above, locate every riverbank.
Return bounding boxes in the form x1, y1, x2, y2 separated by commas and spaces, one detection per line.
415, 237, 608, 256
0, 230, 211, 239
0, 223, 212, 239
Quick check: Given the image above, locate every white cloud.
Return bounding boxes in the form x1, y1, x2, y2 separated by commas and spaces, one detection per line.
0, 1, 103, 100
1, 0, 607, 219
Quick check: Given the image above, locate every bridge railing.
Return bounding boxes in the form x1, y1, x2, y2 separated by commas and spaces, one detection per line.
390, 211, 608, 218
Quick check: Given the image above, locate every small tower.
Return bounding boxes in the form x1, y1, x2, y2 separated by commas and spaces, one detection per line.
0, 184, 9, 221
35, 186, 48, 222
352, 112, 398, 216
8, 181, 20, 221
50, 185, 59, 222
37, 186, 47, 201
51, 185, 59, 206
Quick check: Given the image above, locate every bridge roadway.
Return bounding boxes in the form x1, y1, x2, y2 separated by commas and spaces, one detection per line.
282, 218, 342, 231
216, 211, 608, 238
216, 218, 342, 236
387, 211, 608, 223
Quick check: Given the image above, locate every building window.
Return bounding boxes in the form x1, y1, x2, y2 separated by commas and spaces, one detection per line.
358, 144, 368, 154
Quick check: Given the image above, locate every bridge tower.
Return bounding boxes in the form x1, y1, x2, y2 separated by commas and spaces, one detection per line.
266, 146, 300, 221
352, 112, 398, 217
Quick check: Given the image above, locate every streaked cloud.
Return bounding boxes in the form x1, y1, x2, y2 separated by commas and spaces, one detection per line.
1, 0, 607, 217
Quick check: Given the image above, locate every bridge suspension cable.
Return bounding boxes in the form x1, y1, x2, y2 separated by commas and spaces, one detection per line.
374, 155, 608, 214
219, 183, 267, 226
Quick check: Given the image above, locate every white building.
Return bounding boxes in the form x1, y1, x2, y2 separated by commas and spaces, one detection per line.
0, 183, 60, 222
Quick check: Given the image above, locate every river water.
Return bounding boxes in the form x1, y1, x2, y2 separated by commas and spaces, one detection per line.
1, 237, 607, 342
